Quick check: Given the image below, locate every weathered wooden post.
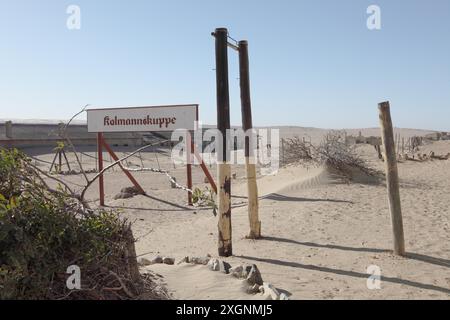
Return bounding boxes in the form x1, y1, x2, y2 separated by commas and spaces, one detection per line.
378, 101, 406, 256
214, 27, 233, 257
239, 40, 261, 239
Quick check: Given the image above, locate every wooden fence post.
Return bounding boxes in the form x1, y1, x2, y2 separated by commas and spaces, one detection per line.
239, 39, 261, 239
214, 27, 232, 257
378, 101, 406, 256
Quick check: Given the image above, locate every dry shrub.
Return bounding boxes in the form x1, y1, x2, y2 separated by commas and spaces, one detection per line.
283, 131, 382, 182
282, 137, 314, 165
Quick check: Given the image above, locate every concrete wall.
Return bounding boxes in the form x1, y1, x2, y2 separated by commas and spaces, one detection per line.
0, 121, 247, 150
0, 122, 143, 148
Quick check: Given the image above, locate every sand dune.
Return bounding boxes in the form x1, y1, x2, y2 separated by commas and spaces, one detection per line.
28, 135, 450, 300
137, 144, 450, 300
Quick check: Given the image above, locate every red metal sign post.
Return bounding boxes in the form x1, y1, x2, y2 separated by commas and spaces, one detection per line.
91, 105, 216, 207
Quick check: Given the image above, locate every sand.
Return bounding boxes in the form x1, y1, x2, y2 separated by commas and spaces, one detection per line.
27, 128, 450, 300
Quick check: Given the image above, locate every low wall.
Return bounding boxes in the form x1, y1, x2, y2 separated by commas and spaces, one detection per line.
0, 122, 143, 148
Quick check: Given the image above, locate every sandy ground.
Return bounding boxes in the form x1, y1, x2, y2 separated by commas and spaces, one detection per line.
26, 130, 450, 300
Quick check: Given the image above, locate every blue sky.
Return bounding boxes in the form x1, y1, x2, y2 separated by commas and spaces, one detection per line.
1, 0, 449, 130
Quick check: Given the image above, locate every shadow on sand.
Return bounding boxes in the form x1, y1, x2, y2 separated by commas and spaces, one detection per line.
237, 236, 450, 295
262, 193, 353, 204
106, 193, 247, 212
261, 236, 450, 269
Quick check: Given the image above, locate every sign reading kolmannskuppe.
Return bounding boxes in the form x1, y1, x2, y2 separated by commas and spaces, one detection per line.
87, 105, 198, 133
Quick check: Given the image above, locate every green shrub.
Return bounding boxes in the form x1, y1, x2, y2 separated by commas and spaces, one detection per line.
0, 148, 142, 300
192, 187, 217, 216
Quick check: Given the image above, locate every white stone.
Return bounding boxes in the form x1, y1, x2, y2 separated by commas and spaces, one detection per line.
138, 257, 152, 267
263, 283, 281, 300
207, 258, 220, 271
280, 293, 290, 300
230, 265, 244, 278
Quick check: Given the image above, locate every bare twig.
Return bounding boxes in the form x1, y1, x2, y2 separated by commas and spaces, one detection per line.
108, 271, 135, 299
123, 166, 192, 193
27, 160, 93, 209
80, 140, 169, 202
59, 104, 90, 183
282, 131, 381, 179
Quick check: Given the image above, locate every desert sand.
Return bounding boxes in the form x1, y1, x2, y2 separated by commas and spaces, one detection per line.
27, 128, 450, 300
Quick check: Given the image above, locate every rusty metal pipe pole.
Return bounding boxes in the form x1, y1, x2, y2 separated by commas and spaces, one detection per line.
239, 40, 261, 239
214, 28, 232, 257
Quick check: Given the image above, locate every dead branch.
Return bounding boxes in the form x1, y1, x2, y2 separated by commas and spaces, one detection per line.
282, 131, 382, 179
80, 140, 169, 202
28, 162, 76, 195
123, 166, 192, 193
107, 271, 136, 299
59, 104, 90, 183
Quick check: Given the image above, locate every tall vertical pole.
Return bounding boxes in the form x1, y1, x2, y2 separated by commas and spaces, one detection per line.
214, 27, 232, 257
186, 131, 193, 205
97, 133, 105, 206
239, 40, 261, 239
378, 101, 405, 256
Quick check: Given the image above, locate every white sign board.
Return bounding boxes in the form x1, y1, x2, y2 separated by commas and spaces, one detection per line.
87, 104, 198, 133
